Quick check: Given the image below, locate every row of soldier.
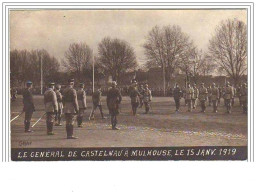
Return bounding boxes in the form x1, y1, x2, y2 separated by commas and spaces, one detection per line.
174, 82, 247, 114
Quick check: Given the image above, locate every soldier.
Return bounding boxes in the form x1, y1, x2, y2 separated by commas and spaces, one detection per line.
198, 83, 208, 113
44, 82, 58, 135
138, 84, 145, 108
55, 84, 63, 126
107, 81, 122, 130
218, 86, 222, 104
185, 83, 194, 112
208, 86, 212, 106
211, 83, 220, 113
224, 81, 234, 114
231, 85, 236, 107
192, 83, 199, 109
129, 81, 141, 116
240, 83, 247, 114
89, 86, 105, 120
222, 86, 226, 107
77, 83, 87, 127
173, 84, 182, 112
143, 84, 152, 114
22, 81, 35, 133
62, 79, 79, 139
237, 84, 243, 107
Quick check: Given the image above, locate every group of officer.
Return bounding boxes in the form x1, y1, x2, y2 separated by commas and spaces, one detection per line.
22, 79, 122, 138
20, 78, 247, 138
174, 81, 248, 114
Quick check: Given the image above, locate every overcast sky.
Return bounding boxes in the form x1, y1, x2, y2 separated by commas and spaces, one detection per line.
10, 9, 247, 67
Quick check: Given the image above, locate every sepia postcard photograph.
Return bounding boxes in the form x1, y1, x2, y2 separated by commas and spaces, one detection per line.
8, 5, 250, 161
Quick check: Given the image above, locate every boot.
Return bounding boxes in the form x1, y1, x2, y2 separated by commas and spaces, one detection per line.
67, 125, 78, 139
24, 121, 33, 133
77, 117, 83, 127
47, 122, 55, 135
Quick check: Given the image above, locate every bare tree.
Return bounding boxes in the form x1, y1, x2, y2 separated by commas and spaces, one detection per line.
63, 42, 93, 82
98, 37, 137, 83
143, 25, 194, 89
208, 19, 247, 86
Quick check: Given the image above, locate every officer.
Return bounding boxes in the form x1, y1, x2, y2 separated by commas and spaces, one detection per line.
208, 86, 212, 106
23, 81, 35, 133
55, 84, 63, 126
173, 84, 182, 112
185, 83, 194, 112
107, 81, 122, 130
89, 86, 105, 120
44, 82, 58, 135
192, 83, 199, 109
138, 84, 145, 108
77, 83, 87, 127
62, 79, 79, 139
198, 83, 208, 113
143, 84, 152, 114
129, 81, 141, 116
211, 83, 220, 113
240, 83, 247, 114
224, 82, 234, 114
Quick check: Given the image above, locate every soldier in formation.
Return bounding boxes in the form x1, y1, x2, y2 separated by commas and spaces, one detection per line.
77, 83, 87, 127
129, 81, 141, 116
224, 82, 234, 114
185, 83, 194, 112
211, 83, 220, 113
107, 81, 122, 130
89, 86, 105, 120
192, 83, 199, 109
198, 83, 208, 113
55, 84, 63, 126
173, 84, 182, 112
22, 81, 35, 133
207, 86, 212, 106
44, 82, 58, 135
142, 84, 152, 114
240, 83, 247, 114
62, 79, 79, 139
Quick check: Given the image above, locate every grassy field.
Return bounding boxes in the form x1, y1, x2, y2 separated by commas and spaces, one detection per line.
11, 95, 247, 148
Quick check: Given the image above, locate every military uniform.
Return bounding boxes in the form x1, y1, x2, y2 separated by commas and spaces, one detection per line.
173, 86, 182, 112
77, 87, 87, 127
185, 86, 194, 112
143, 86, 152, 114
208, 87, 212, 106
232, 87, 236, 106
198, 85, 208, 113
192, 86, 199, 109
129, 85, 141, 115
224, 84, 234, 113
240, 84, 247, 113
55, 89, 63, 126
211, 86, 220, 113
89, 89, 105, 120
22, 82, 35, 132
107, 83, 122, 130
44, 86, 58, 135
138, 86, 145, 108
63, 81, 79, 139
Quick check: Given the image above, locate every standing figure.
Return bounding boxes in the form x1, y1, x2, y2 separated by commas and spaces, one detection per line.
173, 84, 182, 112
143, 84, 152, 114
23, 81, 35, 133
211, 83, 220, 113
240, 83, 247, 114
11, 88, 17, 101
89, 86, 105, 120
62, 79, 79, 139
44, 82, 58, 135
129, 81, 141, 116
185, 83, 194, 112
208, 86, 212, 106
222, 86, 227, 107
192, 84, 199, 109
107, 81, 122, 130
138, 84, 145, 108
231, 85, 236, 106
77, 83, 87, 127
55, 84, 63, 126
224, 82, 234, 114
198, 83, 208, 113
237, 84, 242, 107
218, 86, 222, 104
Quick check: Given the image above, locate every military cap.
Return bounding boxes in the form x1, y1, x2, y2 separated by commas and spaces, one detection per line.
26, 81, 33, 84
48, 82, 55, 85
79, 83, 85, 87
68, 78, 75, 83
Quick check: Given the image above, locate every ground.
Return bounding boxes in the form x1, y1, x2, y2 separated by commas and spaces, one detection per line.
11, 95, 247, 148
